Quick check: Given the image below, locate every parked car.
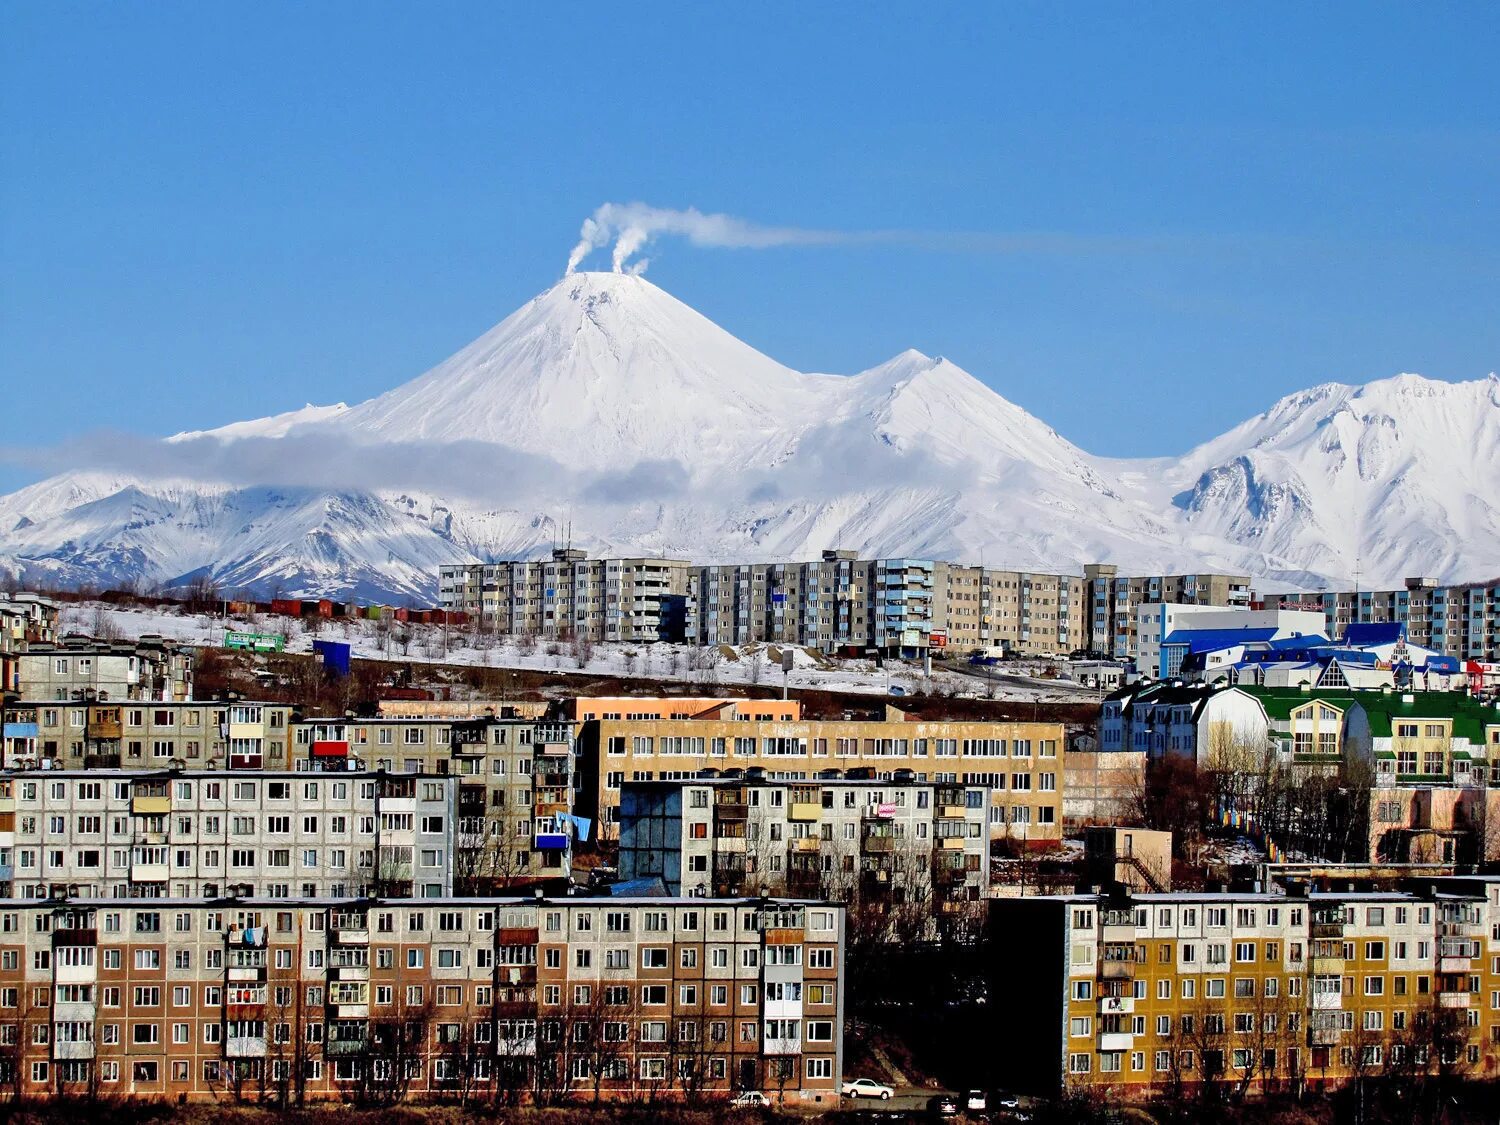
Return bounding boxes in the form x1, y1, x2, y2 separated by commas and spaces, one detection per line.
995, 1091, 1021, 1109
842, 1077, 896, 1100
966, 1090, 988, 1111
928, 1093, 960, 1116
731, 1090, 771, 1107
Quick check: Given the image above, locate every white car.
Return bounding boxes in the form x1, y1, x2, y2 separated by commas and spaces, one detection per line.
731, 1090, 771, 1107
841, 1077, 895, 1100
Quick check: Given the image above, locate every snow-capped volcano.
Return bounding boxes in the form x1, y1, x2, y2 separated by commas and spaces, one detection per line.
332, 272, 830, 469
0, 272, 1495, 600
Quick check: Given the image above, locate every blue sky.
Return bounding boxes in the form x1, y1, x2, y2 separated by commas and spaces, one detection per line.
1, 4, 1496, 493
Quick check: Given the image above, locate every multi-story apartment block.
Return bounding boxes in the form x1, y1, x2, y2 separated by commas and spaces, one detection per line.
692, 554, 1092, 658
291, 714, 578, 887
572, 699, 1063, 845
440, 554, 1255, 661
0, 699, 293, 771
0, 895, 844, 1105
16, 634, 194, 703
1086, 564, 1253, 662
1265, 577, 1500, 663
437, 550, 694, 643
617, 774, 991, 903
0, 770, 456, 900
694, 553, 877, 653
0, 594, 60, 694
992, 880, 1500, 1097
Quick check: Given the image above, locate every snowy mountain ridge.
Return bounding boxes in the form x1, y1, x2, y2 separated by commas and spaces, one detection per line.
1, 272, 1495, 601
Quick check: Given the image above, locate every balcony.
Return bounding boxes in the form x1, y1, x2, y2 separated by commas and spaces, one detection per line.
1097, 1032, 1134, 1052
131, 795, 170, 816
226, 1037, 268, 1058
1438, 991, 1471, 1009
939, 805, 967, 820
1100, 921, 1136, 946
1311, 922, 1345, 940
1098, 995, 1134, 1016
862, 835, 895, 855
789, 802, 821, 822
790, 837, 821, 853
714, 801, 749, 820
53, 1041, 95, 1061
1311, 992, 1343, 1011
325, 1037, 368, 1057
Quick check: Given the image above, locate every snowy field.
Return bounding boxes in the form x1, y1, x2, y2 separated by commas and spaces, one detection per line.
61, 601, 1096, 703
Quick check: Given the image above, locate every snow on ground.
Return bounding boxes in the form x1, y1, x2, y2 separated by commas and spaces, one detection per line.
61, 602, 1092, 703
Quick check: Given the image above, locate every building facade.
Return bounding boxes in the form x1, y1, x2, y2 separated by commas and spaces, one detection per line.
1264, 577, 1500, 664
16, 635, 194, 703
441, 553, 1251, 661
574, 701, 1064, 845
0, 895, 844, 1105
0, 770, 456, 900
618, 775, 991, 903
437, 550, 694, 644
992, 881, 1500, 1097
290, 714, 578, 888
1, 700, 294, 771
1086, 565, 1254, 662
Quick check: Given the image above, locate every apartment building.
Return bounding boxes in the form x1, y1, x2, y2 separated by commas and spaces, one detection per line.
0, 895, 844, 1105
1264, 577, 1500, 664
0, 594, 60, 695
617, 774, 991, 903
693, 556, 1093, 659
992, 880, 1500, 1097
0, 770, 455, 900
439, 554, 1254, 661
573, 701, 1063, 845
291, 714, 578, 887
436, 550, 694, 643
694, 553, 877, 653
1086, 564, 1253, 662
0, 699, 293, 771
16, 635, 194, 703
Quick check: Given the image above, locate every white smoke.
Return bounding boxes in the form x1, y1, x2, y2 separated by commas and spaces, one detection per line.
564, 202, 842, 275
563, 202, 1204, 276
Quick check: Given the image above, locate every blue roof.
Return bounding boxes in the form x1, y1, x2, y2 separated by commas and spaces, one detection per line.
1162, 627, 1278, 653
1343, 622, 1405, 647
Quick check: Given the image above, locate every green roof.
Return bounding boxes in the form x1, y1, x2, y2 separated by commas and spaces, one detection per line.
1347, 691, 1500, 744
1235, 686, 1361, 723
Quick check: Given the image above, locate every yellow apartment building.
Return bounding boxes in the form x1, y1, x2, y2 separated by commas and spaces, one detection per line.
572, 700, 1064, 844
992, 878, 1500, 1098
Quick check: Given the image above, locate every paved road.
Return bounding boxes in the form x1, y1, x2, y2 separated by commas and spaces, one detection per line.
947, 661, 1103, 696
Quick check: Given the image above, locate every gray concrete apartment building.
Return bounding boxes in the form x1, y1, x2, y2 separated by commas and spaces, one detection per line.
618, 773, 991, 904
1, 699, 294, 771
291, 713, 577, 888
16, 635, 195, 702
0, 769, 456, 900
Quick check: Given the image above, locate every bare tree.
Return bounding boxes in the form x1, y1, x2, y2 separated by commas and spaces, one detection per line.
353, 996, 434, 1107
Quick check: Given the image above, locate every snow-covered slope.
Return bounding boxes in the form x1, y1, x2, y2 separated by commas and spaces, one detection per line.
0, 272, 1495, 600
1160, 373, 1500, 584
